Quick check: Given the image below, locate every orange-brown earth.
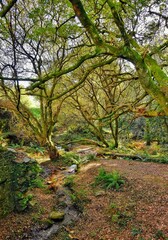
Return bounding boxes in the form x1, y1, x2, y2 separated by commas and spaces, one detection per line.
0, 156, 168, 240
67, 159, 168, 240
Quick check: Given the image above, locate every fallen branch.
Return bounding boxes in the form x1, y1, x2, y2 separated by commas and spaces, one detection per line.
102, 152, 167, 163
59, 138, 104, 147
103, 152, 143, 160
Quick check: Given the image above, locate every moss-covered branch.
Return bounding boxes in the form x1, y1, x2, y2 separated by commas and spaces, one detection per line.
69, 0, 103, 46
49, 56, 116, 101
27, 50, 100, 90
0, 0, 17, 17
107, 0, 130, 46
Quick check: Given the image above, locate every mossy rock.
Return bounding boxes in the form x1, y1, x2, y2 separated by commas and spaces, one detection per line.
0, 148, 41, 218
49, 211, 65, 221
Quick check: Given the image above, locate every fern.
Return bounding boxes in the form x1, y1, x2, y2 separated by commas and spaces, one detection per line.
94, 168, 125, 190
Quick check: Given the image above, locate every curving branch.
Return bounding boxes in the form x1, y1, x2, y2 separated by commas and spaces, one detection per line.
27, 50, 102, 90
48, 56, 117, 101
0, 0, 17, 17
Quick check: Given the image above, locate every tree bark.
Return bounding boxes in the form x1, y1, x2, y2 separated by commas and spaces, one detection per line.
47, 141, 60, 161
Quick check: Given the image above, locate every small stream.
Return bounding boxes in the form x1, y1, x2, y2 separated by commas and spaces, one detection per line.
24, 165, 81, 240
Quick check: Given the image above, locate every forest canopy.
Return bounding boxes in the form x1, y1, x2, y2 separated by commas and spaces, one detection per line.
0, 0, 168, 159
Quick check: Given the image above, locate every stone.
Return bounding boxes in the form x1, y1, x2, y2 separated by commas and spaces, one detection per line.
23, 157, 31, 163
40, 218, 54, 229
67, 164, 77, 173
7, 148, 16, 153
49, 211, 65, 221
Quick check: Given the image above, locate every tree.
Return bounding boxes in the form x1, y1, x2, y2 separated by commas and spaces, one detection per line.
67, 0, 168, 115
1, 1, 168, 115
68, 59, 147, 147
0, 0, 168, 157
0, 0, 78, 160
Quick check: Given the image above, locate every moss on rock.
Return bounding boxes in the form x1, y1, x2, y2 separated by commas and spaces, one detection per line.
0, 148, 41, 218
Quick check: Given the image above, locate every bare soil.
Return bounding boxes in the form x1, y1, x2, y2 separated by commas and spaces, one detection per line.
0, 155, 168, 240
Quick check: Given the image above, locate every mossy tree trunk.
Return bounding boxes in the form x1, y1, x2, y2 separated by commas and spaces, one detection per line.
110, 118, 119, 148
145, 118, 151, 146
47, 137, 60, 161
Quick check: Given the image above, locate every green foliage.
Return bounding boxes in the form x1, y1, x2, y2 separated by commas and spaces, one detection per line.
30, 108, 41, 119
131, 227, 142, 236
61, 151, 81, 166
27, 144, 46, 155
108, 143, 117, 150
30, 177, 45, 189
108, 202, 133, 228
58, 125, 96, 144
94, 168, 125, 190
15, 193, 33, 212
63, 175, 75, 189
154, 230, 167, 240
85, 153, 97, 161
111, 210, 133, 227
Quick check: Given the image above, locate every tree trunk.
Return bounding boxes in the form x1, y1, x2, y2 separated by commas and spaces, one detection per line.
110, 118, 119, 148
93, 129, 109, 147
145, 118, 151, 146
46, 135, 59, 161
47, 142, 60, 161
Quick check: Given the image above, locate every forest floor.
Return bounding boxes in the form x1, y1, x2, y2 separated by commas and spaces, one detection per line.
0, 144, 168, 240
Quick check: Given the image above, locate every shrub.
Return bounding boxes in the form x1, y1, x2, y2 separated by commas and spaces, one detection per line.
94, 168, 125, 190
61, 151, 81, 166
30, 177, 45, 188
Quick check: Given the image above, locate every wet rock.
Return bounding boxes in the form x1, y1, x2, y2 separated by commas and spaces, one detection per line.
56, 187, 66, 197
63, 207, 80, 225
49, 211, 65, 221
40, 218, 54, 230
7, 148, 16, 153
38, 225, 60, 240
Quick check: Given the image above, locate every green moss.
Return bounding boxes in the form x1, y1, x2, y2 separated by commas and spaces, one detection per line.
0, 149, 42, 217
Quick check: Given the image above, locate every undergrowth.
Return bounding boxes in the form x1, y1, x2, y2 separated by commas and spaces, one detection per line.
94, 168, 125, 190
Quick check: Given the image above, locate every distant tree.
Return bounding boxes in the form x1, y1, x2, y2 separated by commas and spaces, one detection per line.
68, 60, 147, 147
